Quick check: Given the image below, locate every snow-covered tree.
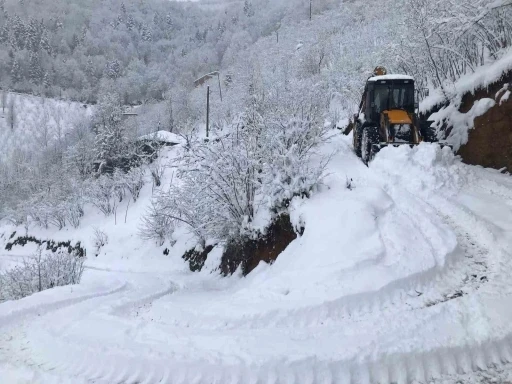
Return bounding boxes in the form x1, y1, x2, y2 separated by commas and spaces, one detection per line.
93, 92, 126, 172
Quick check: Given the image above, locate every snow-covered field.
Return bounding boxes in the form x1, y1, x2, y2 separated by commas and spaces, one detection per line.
1, 132, 512, 383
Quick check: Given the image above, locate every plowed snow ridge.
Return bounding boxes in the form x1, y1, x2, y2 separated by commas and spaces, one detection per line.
1, 134, 512, 383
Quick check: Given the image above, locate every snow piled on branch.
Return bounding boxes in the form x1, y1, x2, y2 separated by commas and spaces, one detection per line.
421, 48, 512, 114
420, 49, 512, 150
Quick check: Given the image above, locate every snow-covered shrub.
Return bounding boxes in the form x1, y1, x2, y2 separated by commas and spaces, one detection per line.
3, 206, 27, 227
0, 246, 85, 302
148, 158, 165, 189
64, 190, 85, 229
87, 175, 117, 216
122, 167, 145, 202
25, 198, 51, 229
46, 199, 68, 230
139, 200, 175, 246
400, 0, 512, 89
143, 95, 329, 247
260, 97, 329, 209
92, 227, 108, 256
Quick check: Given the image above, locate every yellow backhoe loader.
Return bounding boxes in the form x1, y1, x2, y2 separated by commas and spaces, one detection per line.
346, 67, 443, 164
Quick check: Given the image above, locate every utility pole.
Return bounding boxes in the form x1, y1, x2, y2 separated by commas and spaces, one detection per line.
309, 0, 312, 21
206, 85, 210, 139
216, 73, 223, 102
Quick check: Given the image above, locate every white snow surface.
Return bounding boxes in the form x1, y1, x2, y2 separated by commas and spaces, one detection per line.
138, 130, 185, 145
1, 133, 512, 383
367, 74, 414, 82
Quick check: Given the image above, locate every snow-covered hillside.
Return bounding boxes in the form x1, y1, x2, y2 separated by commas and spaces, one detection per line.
1, 131, 512, 383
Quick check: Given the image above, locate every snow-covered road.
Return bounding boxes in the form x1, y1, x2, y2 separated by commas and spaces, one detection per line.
1, 134, 512, 383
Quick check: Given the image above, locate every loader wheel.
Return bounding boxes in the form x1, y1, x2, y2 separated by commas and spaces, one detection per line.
353, 122, 363, 157
420, 120, 438, 143
361, 126, 380, 165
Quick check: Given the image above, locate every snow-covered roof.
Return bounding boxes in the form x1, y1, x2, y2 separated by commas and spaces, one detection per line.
137, 130, 184, 145
368, 74, 414, 82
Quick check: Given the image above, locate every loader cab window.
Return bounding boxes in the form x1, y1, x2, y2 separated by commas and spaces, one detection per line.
371, 81, 414, 121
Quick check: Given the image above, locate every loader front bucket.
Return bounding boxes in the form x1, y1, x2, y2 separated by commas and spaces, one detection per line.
371, 141, 453, 159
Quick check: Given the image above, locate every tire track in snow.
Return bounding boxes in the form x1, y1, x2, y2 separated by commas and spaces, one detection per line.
10, 330, 512, 384
0, 276, 178, 384
110, 282, 178, 317
0, 282, 128, 327
187, 190, 496, 331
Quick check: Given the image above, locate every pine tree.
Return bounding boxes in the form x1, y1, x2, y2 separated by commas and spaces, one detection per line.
106, 59, 121, 79
243, 0, 254, 17
85, 56, 95, 80
43, 70, 51, 87
166, 13, 172, 27
0, 23, 8, 44
25, 17, 39, 52
126, 15, 135, 31
39, 24, 52, 55
29, 51, 42, 85
141, 24, 152, 42
9, 29, 17, 51
94, 93, 126, 170
12, 14, 25, 50
11, 56, 22, 84
70, 33, 80, 52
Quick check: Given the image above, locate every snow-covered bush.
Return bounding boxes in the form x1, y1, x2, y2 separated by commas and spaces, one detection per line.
64, 189, 85, 229
122, 167, 145, 202
0, 246, 85, 302
87, 175, 118, 216
143, 95, 329, 247
148, 157, 166, 189
259, 96, 329, 209
139, 200, 175, 246
92, 227, 109, 256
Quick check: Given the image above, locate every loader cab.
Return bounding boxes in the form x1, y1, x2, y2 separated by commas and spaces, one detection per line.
364, 75, 415, 124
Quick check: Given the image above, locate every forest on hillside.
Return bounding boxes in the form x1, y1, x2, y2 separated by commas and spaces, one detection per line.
0, 0, 338, 103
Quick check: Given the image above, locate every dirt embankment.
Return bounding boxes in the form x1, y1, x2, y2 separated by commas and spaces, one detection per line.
181, 214, 299, 276
221, 214, 298, 276
457, 71, 512, 172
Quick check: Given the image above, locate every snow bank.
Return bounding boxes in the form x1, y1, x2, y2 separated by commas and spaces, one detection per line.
371, 142, 469, 193
368, 74, 414, 82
